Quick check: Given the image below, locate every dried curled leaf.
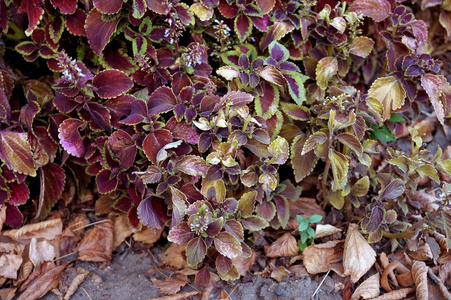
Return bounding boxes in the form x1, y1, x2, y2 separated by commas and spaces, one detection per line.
29, 238, 55, 268
151, 275, 190, 295
411, 261, 428, 300
381, 261, 400, 292
264, 233, 299, 258
77, 220, 113, 262
303, 240, 343, 275
161, 243, 188, 270
3, 218, 62, 241
0, 287, 17, 300
370, 287, 414, 300
64, 268, 89, 300
0, 204, 6, 232
314, 224, 342, 239
343, 224, 376, 283
351, 273, 380, 300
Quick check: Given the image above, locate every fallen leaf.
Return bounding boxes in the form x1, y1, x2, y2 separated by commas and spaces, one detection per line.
64, 268, 89, 300
19, 261, 55, 292
351, 273, 380, 300
0, 287, 17, 300
161, 243, 188, 269
407, 239, 433, 261
411, 260, 428, 300
289, 197, 326, 220
370, 287, 414, 300
147, 291, 200, 300
395, 271, 414, 287
0, 204, 6, 232
315, 224, 342, 239
95, 194, 115, 215
112, 214, 133, 248
16, 262, 68, 300
0, 254, 23, 279
381, 261, 400, 292
231, 249, 256, 276
303, 240, 343, 275
427, 268, 451, 300
151, 274, 190, 295
133, 226, 163, 244
3, 219, 62, 242
264, 233, 299, 257
29, 238, 55, 268
343, 223, 376, 283
270, 266, 291, 282
379, 252, 397, 286
288, 264, 309, 277
14, 260, 34, 286
77, 220, 113, 262
68, 214, 90, 236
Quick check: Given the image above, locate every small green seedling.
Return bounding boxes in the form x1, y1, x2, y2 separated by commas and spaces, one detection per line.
297, 214, 323, 251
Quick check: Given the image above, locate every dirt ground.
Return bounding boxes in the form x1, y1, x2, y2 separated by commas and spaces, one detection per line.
40, 247, 343, 300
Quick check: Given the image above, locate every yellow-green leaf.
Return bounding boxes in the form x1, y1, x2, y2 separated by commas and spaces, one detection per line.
329, 149, 349, 191
316, 57, 338, 90
416, 164, 440, 183
351, 176, 370, 197
367, 76, 406, 121
329, 190, 345, 209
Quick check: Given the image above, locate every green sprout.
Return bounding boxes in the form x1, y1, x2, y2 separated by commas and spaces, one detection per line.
297, 214, 323, 251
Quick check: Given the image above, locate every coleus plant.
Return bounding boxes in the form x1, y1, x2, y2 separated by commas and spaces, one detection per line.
2, 0, 451, 284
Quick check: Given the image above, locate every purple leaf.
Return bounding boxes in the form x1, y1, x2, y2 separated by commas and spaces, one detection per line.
85, 102, 112, 133
168, 222, 194, 244
148, 86, 177, 116
108, 130, 136, 169
380, 179, 405, 200
255, 81, 279, 118
8, 181, 30, 205
96, 169, 118, 194
234, 14, 252, 42
53, 92, 79, 113
93, 0, 123, 14
18, 0, 44, 36
349, 0, 391, 22
50, 0, 77, 14
165, 117, 200, 144
93, 70, 133, 99
241, 216, 269, 231
363, 205, 384, 232
145, 0, 169, 14
36, 163, 65, 220
58, 119, 85, 157
268, 41, 289, 62
216, 255, 233, 275
85, 8, 121, 56
142, 129, 173, 165
137, 196, 163, 229
273, 195, 289, 228
66, 9, 87, 36
5, 204, 23, 227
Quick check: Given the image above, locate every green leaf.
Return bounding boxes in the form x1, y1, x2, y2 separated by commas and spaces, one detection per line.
301, 231, 308, 243
370, 124, 396, 142
306, 226, 315, 237
296, 215, 305, 223
298, 221, 309, 231
268, 136, 289, 165
329, 149, 349, 191
308, 214, 323, 224
388, 114, 406, 122
367, 76, 406, 121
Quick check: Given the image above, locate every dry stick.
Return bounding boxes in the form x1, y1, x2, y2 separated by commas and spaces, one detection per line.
69, 219, 110, 231
311, 269, 330, 300
81, 287, 93, 300
228, 284, 239, 300
53, 251, 78, 262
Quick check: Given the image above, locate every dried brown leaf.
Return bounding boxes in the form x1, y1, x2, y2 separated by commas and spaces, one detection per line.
161, 243, 188, 269
14, 260, 33, 286
3, 219, 62, 242
231, 249, 256, 276
0, 205, 6, 232
0, 254, 23, 279
288, 264, 309, 278
16, 262, 68, 300
379, 252, 397, 285
68, 214, 90, 237
343, 224, 376, 283
0, 287, 17, 300
408, 240, 433, 261
351, 273, 380, 300
29, 238, 55, 268
77, 220, 113, 263
264, 233, 299, 258
303, 240, 343, 274
133, 226, 163, 244
64, 268, 89, 300
95, 194, 115, 215
395, 271, 414, 287
200, 283, 213, 300
112, 214, 133, 248
151, 275, 190, 295
19, 261, 55, 292
289, 197, 326, 219
381, 261, 400, 292
148, 291, 200, 300
427, 268, 451, 300
411, 260, 428, 300
314, 224, 342, 239
369, 287, 414, 300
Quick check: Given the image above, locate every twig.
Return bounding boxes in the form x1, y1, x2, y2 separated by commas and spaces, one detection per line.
311, 269, 330, 299
53, 251, 78, 261
82, 287, 93, 300
228, 283, 239, 300
147, 291, 199, 300
69, 219, 110, 231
